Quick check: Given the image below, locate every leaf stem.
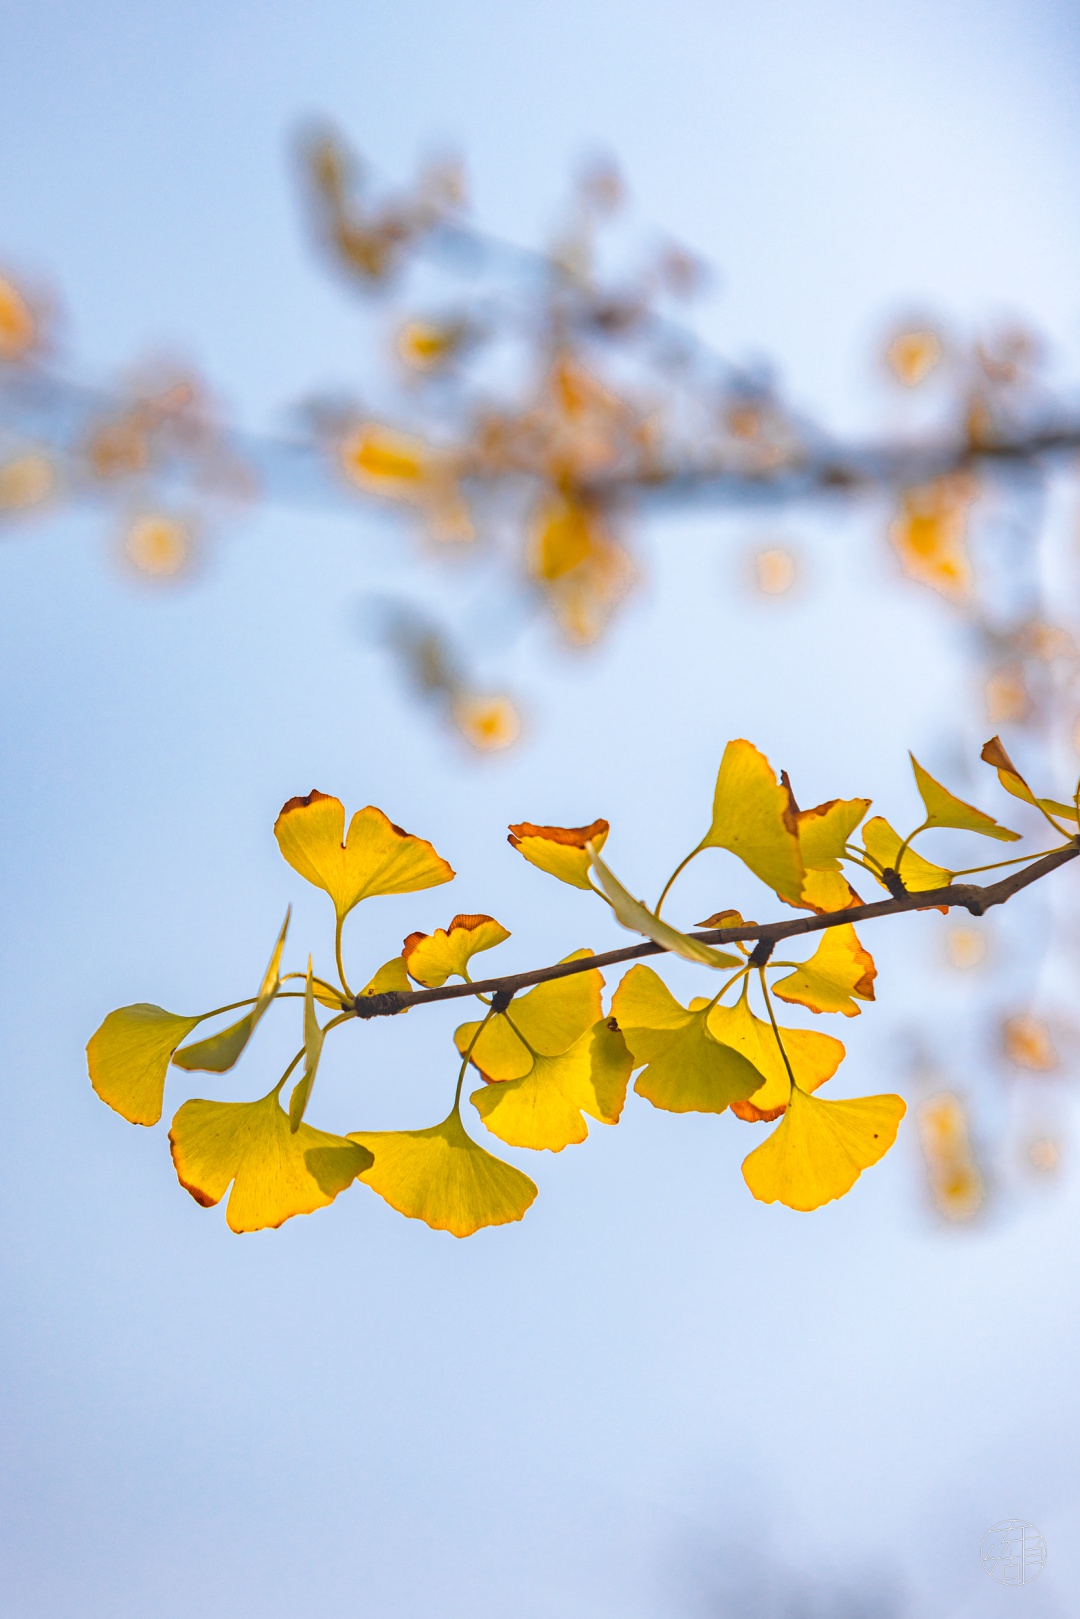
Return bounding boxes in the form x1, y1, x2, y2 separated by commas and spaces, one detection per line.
335, 915, 354, 1001
655, 847, 702, 917
453, 1005, 497, 1110
758, 970, 797, 1098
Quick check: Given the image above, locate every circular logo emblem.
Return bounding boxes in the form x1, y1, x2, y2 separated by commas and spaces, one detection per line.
980, 1520, 1047, 1585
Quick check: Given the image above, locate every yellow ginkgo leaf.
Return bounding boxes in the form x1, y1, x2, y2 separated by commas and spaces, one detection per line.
795, 795, 871, 869
797, 868, 862, 913
587, 846, 743, 969
889, 476, 974, 603
339, 421, 429, 492
981, 736, 1079, 824
703, 983, 845, 1121
174, 910, 291, 1073
910, 754, 1019, 841
772, 924, 876, 1017
507, 819, 609, 890
356, 956, 411, 1006
403, 913, 511, 987
169, 1090, 371, 1233
471, 1018, 631, 1151
862, 817, 952, 894
699, 740, 805, 904
741, 1084, 906, 1210
612, 965, 765, 1114
349, 1107, 537, 1237
0, 276, 37, 360
88, 1004, 203, 1126
455, 951, 603, 1079
274, 791, 454, 920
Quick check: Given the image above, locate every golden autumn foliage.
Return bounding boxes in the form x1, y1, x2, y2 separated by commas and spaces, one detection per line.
86, 735, 1080, 1233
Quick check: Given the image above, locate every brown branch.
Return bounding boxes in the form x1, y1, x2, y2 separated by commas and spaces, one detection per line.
351, 841, 1079, 1017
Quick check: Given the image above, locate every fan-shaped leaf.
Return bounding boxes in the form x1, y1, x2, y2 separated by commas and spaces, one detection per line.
274, 791, 454, 919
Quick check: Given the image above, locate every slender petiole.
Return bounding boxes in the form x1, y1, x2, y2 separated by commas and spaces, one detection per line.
655, 847, 703, 917
949, 846, 1071, 878
758, 970, 797, 1096
453, 1005, 497, 1110
335, 915, 354, 1001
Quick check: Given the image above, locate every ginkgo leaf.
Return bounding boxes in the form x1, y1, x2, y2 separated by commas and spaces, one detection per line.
470, 1018, 631, 1150
772, 924, 876, 1017
455, 952, 603, 1079
274, 791, 454, 920
703, 983, 845, 1121
358, 958, 411, 1003
170, 1090, 371, 1233
797, 868, 862, 913
174, 911, 291, 1073
587, 846, 742, 969
507, 819, 609, 890
611, 965, 765, 1114
910, 754, 1019, 841
862, 817, 952, 893
981, 736, 1079, 824
794, 796, 872, 869
698, 740, 805, 904
403, 914, 511, 987
741, 1084, 906, 1210
289, 960, 326, 1131
349, 1107, 537, 1236
88, 1004, 202, 1126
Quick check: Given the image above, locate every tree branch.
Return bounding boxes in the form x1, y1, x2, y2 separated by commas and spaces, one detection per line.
350, 840, 1079, 1017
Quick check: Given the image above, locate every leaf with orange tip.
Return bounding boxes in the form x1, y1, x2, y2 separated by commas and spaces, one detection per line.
169, 1089, 370, 1234
455, 952, 602, 1080
350, 1107, 537, 1237
470, 1018, 630, 1151
980, 736, 1079, 825
612, 966, 765, 1115
274, 791, 454, 921
588, 845, 742, 969
772, 924, 876, 1017
786, 793, 870, 912
910, 754, 1019, 841
508, 819, 609, 891
704, 983, 845, 1121
741, 1085, 906, 1211
699, 740, 805, 904
404, 914, 511, 987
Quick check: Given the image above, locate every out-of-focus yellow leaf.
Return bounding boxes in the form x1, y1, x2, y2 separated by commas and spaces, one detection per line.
588, 845, 743, 969
1002, 1013, 1057, 1071
985, 664, 1030, 726
699, 740, 805, 904
742, 1085, 906, 1210
508, 818, 609, 890
174, 911, 290, 1073
889, 476, 975, 603
455, 951, 602, 1079
916, 1092, 984, 1221
88, 1004, 202, 1126
981, 736, 1078, 824
910, 754, 1019, 841
451, 694, 521, 752
350, 1107, 537, 1236
274, 791, 454, 920
395, 319, 466, 372
704, 983, 845, 1121
528, 491, 595, 581
885, 327, 943, 386
340, 422, 428, 490
289, 960, 327, 1131
0, 277, 37, 360
170, 1090, 370, 1233
772, 924, 876, 1017
0, 452, 53, 511
404, 914, 511, 987
862, 817, 952, 893
612, 965, 764, 1114
471, 1018, 630, 1150
753, 547, 797, 595
123, 513, 194, 578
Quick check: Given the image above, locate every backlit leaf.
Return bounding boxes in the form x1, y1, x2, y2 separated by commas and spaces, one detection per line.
862, 817, 952, 893
612, 965, 764, 1114
403, 913, 511, 987
350, 1107, 537, 1236
699, 740, 805, 904
471, 1018, 630, 1150
274, 791, 454, 920
703, 983, 845, 1121
742, 1085, 906, 1210
772, 924, 876, 1017
170, 1090, 371, 1233
455, 951, 603, 1079
889, 476, 974, 603
289, 960, 326, 1131
795, 796, 871, 870
88, 1004, 202, 1126
910, 754, 1019, 841
174, 910, 290, 1073
588, 845, 743, 968
508, 819, 609, 890
357, 956, 411, 1006
981, 736, 1078, 824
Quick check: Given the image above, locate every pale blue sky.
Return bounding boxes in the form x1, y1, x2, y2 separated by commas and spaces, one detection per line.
1, 2, 1079, 1614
